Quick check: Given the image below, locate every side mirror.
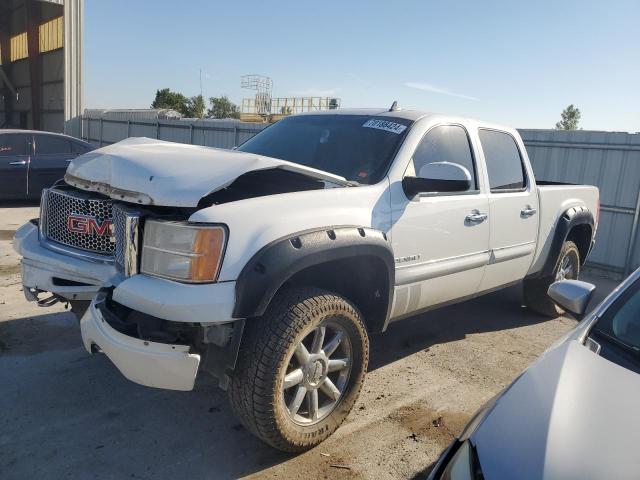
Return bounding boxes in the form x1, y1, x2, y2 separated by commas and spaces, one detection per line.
548, 280, 596, 320
402, 162, 471, 198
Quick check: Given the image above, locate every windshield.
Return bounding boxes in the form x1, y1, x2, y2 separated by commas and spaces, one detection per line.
237, 114, 413, 184
591, 279, 640, 373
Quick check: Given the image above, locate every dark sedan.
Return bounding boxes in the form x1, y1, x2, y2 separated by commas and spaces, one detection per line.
0, 130, 94, 200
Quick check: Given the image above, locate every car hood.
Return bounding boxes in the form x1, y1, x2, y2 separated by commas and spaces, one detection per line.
472, 340, 640, 479
64, 137, 349, 207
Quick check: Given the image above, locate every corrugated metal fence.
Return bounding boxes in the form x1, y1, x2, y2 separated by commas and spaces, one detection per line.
81, 115, 265, 150
520, 129, 640, 277
80, 114, 640, 277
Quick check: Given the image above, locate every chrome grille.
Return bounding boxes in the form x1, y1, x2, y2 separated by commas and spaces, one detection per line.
43, 188, 115, 255
41, 188, 140, 275
112, 204, 140, 276
112, 205, 127, 268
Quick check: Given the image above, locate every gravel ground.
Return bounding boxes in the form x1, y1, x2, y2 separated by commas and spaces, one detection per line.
0, 203, 618, 480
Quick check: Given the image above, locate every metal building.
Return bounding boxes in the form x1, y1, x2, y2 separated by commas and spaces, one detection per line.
0, 0, 83, 135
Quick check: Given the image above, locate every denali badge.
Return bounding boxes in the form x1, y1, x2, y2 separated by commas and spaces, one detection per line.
67, 214, 113, 237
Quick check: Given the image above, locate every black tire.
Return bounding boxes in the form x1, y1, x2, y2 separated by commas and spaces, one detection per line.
70, 300, 90, 321
228, 287, 369, 452
524, 240, 580, 317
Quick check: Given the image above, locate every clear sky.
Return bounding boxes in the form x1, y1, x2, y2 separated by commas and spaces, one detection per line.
85, 0, 639, 132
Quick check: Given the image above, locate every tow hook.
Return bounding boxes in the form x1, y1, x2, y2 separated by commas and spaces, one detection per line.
34, 291, 65, 307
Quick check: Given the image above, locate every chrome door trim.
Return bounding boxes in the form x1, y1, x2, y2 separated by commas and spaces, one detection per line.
489, 241, 536, 264
395, 250, 490, 285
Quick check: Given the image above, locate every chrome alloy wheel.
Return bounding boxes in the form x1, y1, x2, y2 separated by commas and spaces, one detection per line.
556, 253, 575, 281
282, 321, 352, 425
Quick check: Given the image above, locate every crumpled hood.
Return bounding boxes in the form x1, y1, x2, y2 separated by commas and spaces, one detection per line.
65, 137, 348, 207
472, 340, 640, 480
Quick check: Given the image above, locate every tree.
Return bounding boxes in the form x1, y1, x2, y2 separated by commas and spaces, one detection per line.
207, 95, 240, 119
151, 88, 189, 116
555, 104, 581, 130
185, 95, 205, 118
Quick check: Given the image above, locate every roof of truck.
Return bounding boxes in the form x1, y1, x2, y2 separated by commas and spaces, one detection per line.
296, 108, 433, 121
296, 108, 518, 135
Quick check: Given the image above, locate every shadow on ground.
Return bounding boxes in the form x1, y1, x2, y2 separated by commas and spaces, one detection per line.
0, 277, 615, 479
370, 278, 611, 371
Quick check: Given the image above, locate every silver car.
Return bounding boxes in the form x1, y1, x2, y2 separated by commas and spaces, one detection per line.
428, 271, 640, 480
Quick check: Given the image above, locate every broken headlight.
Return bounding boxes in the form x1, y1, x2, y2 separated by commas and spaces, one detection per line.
141, 220, 226, 283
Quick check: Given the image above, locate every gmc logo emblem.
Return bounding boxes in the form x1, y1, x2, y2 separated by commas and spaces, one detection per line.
67, 214, 113, 236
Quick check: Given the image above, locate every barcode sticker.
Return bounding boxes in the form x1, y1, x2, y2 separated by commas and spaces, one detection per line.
362, 119, 407, 134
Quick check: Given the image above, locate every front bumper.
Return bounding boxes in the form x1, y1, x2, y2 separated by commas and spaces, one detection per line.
15, 221, 238, 324
80, 293, 201, 391
15, 222, 119, 301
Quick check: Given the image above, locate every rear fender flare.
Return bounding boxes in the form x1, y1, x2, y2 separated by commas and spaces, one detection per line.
539, 207, 594, 278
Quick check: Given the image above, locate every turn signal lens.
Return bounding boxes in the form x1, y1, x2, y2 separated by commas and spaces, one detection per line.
190, 227, 226, 282
141, 220, 227, 283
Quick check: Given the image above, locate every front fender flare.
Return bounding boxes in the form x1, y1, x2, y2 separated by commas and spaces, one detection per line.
233, 226, 395, 322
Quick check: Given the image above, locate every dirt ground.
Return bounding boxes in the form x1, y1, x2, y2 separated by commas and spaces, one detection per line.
0, 203, 618, 480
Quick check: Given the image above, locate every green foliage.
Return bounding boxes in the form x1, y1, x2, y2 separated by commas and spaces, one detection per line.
150, 88, 190, 116
208, 95, 240, 119
555, 104, 581, 130
185, 95, 206, 118
151, 89, 241, 119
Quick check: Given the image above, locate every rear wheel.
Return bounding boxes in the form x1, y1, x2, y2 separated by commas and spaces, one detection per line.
228, 287, 369, 452
524, 240, 580, 317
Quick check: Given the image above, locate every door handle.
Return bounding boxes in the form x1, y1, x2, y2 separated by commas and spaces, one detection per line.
66, 159, 73, 162
9, 160, 27, 165
521, 206, 537, 217
466, 211, 488, 223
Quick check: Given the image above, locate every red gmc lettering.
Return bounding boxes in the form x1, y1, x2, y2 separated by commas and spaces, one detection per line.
66, 215, 112, 236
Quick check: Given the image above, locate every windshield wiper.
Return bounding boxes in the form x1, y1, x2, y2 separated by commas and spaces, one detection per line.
595, 330, 640, 357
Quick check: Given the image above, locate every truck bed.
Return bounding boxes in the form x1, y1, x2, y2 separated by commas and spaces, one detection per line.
530, 184, 600, 274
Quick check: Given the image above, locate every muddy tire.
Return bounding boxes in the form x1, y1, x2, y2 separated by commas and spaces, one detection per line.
228, 287, 369, 452
524, 240, 580, 317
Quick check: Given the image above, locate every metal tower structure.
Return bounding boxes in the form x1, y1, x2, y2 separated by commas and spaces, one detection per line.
240, 74, 340, 122
240, 74, 273, 117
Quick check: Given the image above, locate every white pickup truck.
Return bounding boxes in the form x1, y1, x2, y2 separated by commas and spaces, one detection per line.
14, 108, 599, 451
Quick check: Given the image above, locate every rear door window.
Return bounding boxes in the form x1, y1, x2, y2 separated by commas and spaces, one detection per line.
34, 134, 72, 155
479, 129, 526, 192
0, 134, 28, 156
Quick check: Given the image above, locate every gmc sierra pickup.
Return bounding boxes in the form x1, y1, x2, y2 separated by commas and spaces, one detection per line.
14, 108, 599, 451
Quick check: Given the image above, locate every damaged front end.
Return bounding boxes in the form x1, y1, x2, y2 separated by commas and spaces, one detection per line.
84, 290, 245, 390
64, 136, 349, 208
197, 167, 342, 207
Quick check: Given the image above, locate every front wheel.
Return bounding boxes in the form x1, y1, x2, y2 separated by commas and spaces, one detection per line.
228, 287, 369, 452
524, 240, 580, 317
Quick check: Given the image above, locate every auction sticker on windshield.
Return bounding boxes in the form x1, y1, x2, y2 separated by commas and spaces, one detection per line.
362, 119, 408, 134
